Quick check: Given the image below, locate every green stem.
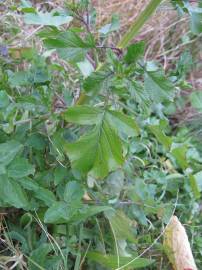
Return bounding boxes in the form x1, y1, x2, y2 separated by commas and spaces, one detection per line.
117, 0, 163, 49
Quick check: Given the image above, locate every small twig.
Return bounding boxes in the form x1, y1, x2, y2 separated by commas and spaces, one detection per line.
96, 45, 123, 56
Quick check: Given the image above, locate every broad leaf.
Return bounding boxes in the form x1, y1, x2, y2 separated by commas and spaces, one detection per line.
63, 106, 102, 125
0, 91, 9, 108
64, 106, 139, 178
44, 202, 110, 224
0, 140, 23, 166
34, 187, 56, 206
83, 68, 113, 95
190, 91, 202, 112
71, 206, 112, 223
149, 125, 172, 150
87, 252, 154, 269
105, 210, 136, 243
144, 67, 175, 103
24, 11, 72, 27
65, 123, 123, 179
77, 58, 94, 77
43, 31, 95, 62
44, 201, 72, 224
124, 41, 145, 64
64, 181, 84, 204
0, 176, 29, 209
7, 157, 35, 178
171, 145, 188, 170
106, 110, 139, 136
99, 15, 120, 35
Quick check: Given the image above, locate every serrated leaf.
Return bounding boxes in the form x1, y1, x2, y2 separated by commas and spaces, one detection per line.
63, 105, 102, 125
0, 140, 23, 166
0, 176, 29, 209
7, 157, 35, 178
83, 68, 113, 95
24, 11, 72, 27
144, 68, 175, 103
65, 121, 123, 179
106, 110, 139, 136
124, 41, 145, 64
149, 125, 172, 150
63, 106, 138, 178
87, 252, 154, 269
44, 202, 72, 224
43, 31, 95, 62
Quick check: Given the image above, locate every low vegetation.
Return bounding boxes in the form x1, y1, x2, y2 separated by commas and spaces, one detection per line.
0, 0, 202, 269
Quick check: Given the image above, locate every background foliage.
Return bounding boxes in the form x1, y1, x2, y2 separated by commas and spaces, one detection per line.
0, 0, 202, 269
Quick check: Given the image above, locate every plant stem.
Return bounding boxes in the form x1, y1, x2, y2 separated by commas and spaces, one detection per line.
117, 0, 163, 49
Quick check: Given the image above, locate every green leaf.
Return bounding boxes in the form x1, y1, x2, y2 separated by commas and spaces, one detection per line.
63, 106, 102, 125
98, 15, 120, 35
144, 68, 175, 103
171, 145, 188, 170
29, 243, 53, 270
44, 202, 110, 224
44, 201, 74, 224
64, 181, 84, 204
124, 41, 145, 64
65, 120, 124, 179
34, 187, 56, 206
83, 68, 112, 95
7, 157, 35, 178
105, 210, 136, 243
43, 31, 95, 62
71, 206, 112, 223
149, 125, 172, 150
17, 177, 40, 192
9, 67, 50, 87
87, 252, 154, 269
0, 91, 9, 108
190, 175, 201, 199
24, 11, 72, 27
0, 140, 23, 166
0, 164, 6, 175
77, 58, 94, 78
118, 0, 163, 48
193, 171, 202, 192
0, 176, 29, 209
190, 91, 202, 112
106, 110, 140, 136
63, 106, 139, 178
189, 6, 202, 34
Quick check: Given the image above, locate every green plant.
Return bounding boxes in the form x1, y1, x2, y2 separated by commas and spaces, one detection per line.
0, 0, 202, 269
